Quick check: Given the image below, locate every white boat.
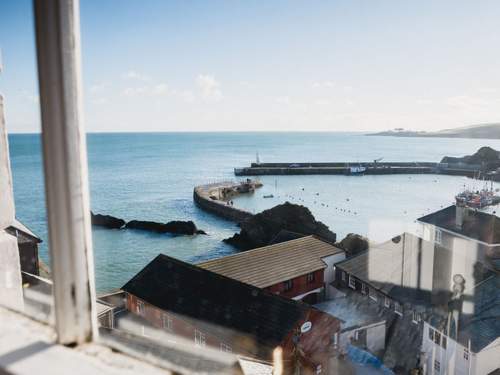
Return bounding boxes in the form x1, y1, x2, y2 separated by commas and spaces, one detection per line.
346, 165, 366, 175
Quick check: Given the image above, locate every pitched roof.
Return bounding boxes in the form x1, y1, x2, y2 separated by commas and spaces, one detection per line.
122, 254, 337, 358
198, 236, 344, 288
7, 219, 42, 243
336, 232, 500, 352
418, 205, 500, 244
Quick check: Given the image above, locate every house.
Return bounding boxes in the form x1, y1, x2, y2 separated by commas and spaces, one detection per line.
335, 231, 499, 373
122, 254, 342, 374
315, 290, 386, 357
6, 219, 42, 280
418, 202, 500, 274
198, 236, 345, 303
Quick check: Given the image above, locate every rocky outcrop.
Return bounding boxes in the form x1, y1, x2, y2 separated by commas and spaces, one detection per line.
224, 202, 336, 250
125, 220, 206, 235
441, 146, 500, 168
337, 233, 369, 258
91, 211, 125, 229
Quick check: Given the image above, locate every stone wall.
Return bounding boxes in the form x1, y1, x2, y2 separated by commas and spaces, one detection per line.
193, 184, 254, 223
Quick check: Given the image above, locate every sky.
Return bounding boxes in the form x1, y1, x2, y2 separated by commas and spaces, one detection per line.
1, 0, 500, 133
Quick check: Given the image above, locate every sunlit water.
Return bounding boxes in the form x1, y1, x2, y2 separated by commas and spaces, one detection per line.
9, 132, 500, 292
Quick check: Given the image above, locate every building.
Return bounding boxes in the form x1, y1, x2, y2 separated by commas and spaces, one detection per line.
122, 254, 342, 374
335, 231, 499, 373
198, 236, 345, 303
6, 219, 42, 280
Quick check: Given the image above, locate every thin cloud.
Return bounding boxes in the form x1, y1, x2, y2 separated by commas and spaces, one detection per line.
197, 74, 222, 101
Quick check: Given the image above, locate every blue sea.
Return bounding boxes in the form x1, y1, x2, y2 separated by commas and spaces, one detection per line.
9, 132, 500, 292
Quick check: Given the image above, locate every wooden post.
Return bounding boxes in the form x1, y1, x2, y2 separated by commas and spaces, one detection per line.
33, 0, 97, 344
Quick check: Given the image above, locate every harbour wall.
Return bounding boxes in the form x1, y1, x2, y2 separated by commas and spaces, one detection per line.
193, 182, 254, 223
235, 162, 483, 178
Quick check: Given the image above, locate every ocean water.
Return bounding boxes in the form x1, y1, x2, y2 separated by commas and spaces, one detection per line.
9, 132, 500, 292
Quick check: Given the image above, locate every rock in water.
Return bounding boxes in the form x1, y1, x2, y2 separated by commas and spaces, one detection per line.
337, 233, 369, 257
441, 146, 500, 168
224, 202, 336, 250
91, 211, 125, 229
125, 220, 206, 235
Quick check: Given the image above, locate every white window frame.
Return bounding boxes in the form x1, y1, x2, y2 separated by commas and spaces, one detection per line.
136, 300, 145, 316
435, 229, 442, 245
348, 275, 356, 289
306, 272, 315, 284
33, 0, 97, 345
283, 279, 293, 292
220, 343, 232, 353
394, 302, 403, 316
368, 288, 377, 301
384, 296, 391, 308
162, 313, 172, 330
434, 359, 440, 373
194, 329, 206, 347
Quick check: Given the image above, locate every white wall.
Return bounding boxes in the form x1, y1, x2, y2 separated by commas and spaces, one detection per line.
421, 322, 499, 375
322, 252, 346, 285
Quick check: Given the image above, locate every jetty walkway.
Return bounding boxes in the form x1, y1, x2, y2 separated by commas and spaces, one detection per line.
193, 180, 261, 223
234, 162, 484, 178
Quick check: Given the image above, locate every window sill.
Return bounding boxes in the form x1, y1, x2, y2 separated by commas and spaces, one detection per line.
0, 306, 170, 375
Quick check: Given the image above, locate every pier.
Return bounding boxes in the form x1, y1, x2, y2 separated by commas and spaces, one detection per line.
234, 162, 484, 178
193, 180, 262, 223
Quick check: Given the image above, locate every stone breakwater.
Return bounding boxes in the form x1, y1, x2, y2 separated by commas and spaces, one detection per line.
193, 180, 261, 223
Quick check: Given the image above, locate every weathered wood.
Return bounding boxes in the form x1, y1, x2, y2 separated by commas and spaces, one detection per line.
34, 0, 97, 344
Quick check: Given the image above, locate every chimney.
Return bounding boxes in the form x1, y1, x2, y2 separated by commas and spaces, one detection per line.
455, 197, 468, 230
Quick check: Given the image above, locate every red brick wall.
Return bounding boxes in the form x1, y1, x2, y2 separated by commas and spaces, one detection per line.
126, 294, 234, 352
265, 269, 325, 299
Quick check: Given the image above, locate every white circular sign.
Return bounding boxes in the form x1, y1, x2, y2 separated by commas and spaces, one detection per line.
300, 321, 312, 333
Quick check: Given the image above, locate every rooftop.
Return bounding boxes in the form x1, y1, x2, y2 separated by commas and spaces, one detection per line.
418, 205, 500, 245
198, 236, 343, 288
122, 254, 339, 359
336, 232, 500, 353
7, 219, 42, 244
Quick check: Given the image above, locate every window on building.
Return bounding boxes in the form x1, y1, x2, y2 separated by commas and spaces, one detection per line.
162, 313, 172, 330
434, 360, 440, 373
429, 327, 434, 341
384, 296, 391, 308
220, 343, 232, 353
348, 275, 356, 289
341, 271, 347, 282
283, 279, 293, 291
435, 229, 442, 245
412, 311, 421, 324
464, 348, 469, 361
194, 329, 206, 347
306, 272, 315, 283
434, 331, 441, 345
369, 288, 378, 301
441, 335, 447, 349
394, 302, 403, 316
361, 283, 368, 295
136, 300, 145, 316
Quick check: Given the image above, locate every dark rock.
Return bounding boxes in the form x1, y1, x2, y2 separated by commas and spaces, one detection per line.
441, 146, 500, 168
224, 202, 336, 250
91, 211, 125, 229
337, 233, 369, 257
125, 220, 204, 235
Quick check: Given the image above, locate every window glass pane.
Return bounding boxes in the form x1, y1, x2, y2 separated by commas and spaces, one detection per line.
4, 1, 499, 374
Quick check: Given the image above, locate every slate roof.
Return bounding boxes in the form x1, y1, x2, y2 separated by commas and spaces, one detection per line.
418, 205, 500, 244
122, 254, 335, 358
7, 219, 42, 243
336, 232, 500, 353
198, 236, 343, 288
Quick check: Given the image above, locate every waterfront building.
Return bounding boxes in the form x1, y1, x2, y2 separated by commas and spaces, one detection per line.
5, 219, 42, 281
334, 230, 499, 374
198, 236, 345, 303
122, 254, 341, 374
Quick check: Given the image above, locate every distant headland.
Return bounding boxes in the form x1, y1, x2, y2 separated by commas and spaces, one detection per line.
367, 122, 500, 139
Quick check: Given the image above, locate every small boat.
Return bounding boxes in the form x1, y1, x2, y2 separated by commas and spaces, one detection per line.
345, 164, 366, 176
263, 194, 274, 199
